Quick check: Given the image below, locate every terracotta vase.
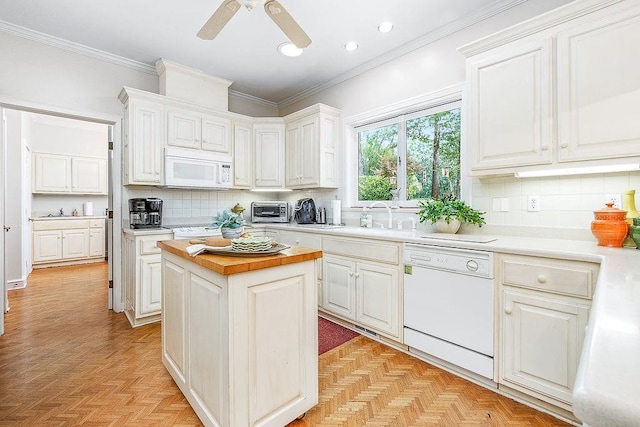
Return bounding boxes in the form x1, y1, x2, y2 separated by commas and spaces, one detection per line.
434, 218, 461, 234
590, 203, 628, 248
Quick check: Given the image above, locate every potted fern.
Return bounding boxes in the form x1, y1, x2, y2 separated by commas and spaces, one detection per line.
212, 210, 247, 239
416, 195, 486, 233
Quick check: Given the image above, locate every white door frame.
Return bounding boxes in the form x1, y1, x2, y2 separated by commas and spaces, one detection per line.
1, 107, 6, 335
0, 96, 125, 315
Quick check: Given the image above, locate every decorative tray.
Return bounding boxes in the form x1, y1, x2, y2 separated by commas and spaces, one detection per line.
187, 243, 290, 257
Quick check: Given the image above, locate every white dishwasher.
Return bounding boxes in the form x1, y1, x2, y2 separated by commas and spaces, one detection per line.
403, 243, 494, 380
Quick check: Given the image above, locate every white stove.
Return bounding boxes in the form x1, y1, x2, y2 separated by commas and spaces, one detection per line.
171, 226, 222, 239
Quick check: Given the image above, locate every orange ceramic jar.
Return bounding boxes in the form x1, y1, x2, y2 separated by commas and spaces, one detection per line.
591, 203, 629, 247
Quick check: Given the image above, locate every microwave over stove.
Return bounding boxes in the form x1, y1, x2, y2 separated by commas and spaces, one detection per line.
251, 201, 289, 223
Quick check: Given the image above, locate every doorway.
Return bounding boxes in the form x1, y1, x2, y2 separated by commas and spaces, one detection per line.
0, 100, 124, 336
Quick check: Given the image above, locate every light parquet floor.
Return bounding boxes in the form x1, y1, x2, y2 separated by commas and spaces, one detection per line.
0, 262, 570, 426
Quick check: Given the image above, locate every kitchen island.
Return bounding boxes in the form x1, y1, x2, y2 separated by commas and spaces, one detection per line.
157, 239, 322, 427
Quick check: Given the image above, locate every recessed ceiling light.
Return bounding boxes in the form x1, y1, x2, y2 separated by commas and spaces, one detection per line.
278, 42, 303, 57
344, 41, 359, 51
378, 22, 393, 33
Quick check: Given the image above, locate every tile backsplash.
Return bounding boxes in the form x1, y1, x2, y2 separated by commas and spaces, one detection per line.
471, 172, 640, 230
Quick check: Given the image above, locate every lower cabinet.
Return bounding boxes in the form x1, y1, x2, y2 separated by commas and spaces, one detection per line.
32, 218, 105, 267
277, 230, 324, 308
123, 231, 173, 327
497, 254, 598, 413
321, 237, 401, 340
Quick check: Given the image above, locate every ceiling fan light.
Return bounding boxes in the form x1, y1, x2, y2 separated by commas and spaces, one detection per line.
378, 22, 393, 33
279, 42, 303, 57
344, 41, 359, 51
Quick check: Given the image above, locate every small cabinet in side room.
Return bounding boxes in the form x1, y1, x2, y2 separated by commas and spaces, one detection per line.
497, 253, 599, 413
123, 231, 173, 327
32, 218, 104, 267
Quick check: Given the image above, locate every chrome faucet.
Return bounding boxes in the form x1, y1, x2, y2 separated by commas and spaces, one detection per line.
369, 201, 393, 229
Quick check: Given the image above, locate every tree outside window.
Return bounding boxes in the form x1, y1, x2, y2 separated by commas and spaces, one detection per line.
357, 105, 461, 203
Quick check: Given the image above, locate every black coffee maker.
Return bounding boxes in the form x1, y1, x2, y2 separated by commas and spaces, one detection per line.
129, 198, 163, 229
294, 198, 317, 224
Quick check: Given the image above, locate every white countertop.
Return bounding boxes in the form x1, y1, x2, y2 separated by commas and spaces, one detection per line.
32, 215, 107, 221
122, 227, 173, 236
261, 223, 640, 426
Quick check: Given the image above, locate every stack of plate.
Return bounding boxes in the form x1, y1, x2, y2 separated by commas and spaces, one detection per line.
231, 236, 273, 252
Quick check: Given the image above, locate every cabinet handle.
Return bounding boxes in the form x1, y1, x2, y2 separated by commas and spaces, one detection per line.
541, 145, 549, 151
505, 307, 512, 315
295, 239, 300, 245
355, 273, 360, 278
537, 274, 547, 284
349, 272, 354, 277
560, 142, 569, 149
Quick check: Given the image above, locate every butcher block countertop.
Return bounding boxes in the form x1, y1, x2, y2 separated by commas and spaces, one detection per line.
157, 239, 322, 276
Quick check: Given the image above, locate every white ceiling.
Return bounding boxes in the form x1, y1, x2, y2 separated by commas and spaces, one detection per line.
0, 0, 519, 106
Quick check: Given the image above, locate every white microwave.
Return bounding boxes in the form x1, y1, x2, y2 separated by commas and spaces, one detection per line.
164, 147, 233, 189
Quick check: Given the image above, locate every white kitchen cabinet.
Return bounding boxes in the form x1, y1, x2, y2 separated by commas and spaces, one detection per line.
123, 231, 173, 327
465, 37, 552, 171
33, 153, 107, 194
460, 1, 640, 175
232, 120, 253, 188
557, 8, 640, 162
321, 236, 401, 340
284, 104, 340, 189
167, 106, 231, 154
119, 88, 165, 185
32, 218, 105, 267
497, 253, 599, 412
254, 121, 285, 188
277, 230, 324, 308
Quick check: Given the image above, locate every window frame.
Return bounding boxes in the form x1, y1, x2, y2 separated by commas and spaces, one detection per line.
344, 84, 467, 209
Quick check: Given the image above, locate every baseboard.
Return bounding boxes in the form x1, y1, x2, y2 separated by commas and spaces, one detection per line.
6, 278, 27, 290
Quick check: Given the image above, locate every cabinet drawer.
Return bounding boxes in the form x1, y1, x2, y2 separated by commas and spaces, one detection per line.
89, 219, 104, 228
500, 255, 598, 299
323, 237, 399, 265
33, 219, 90, 231
139, 234, 173, 255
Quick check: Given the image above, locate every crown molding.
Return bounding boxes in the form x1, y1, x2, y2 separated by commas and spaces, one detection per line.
276, 0, 528, 109
0, 20, 157, 75
229, 89, 279, 110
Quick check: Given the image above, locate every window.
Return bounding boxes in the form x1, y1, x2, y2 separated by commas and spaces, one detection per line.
356, 101, 461, 204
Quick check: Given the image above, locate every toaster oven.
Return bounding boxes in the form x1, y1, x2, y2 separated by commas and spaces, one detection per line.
251, 201, 290, 223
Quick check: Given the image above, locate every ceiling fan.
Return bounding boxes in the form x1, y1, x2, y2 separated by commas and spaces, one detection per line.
197, 0, 312, 48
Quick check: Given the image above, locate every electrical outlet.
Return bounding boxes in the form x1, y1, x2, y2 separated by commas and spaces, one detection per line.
527, 195, 540, 212
606, 193, 622, 207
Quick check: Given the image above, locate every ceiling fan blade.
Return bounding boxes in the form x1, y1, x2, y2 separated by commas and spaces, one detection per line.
197, 0, 241, 40
263, 0, 312, 48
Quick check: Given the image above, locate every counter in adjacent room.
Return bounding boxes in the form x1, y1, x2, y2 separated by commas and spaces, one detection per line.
157, 239, 323, 427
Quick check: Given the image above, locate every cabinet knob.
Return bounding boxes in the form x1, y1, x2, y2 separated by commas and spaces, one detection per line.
537, 274, 547, 284
355, 273, 360, 278
505, 307, 513, 315
295, 239, 300, 245
560, 142, 569, 149
541, 145, 549, 151
349, 272, 354, 277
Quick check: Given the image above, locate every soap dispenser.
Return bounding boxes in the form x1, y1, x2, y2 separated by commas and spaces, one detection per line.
360, 207, 369, 227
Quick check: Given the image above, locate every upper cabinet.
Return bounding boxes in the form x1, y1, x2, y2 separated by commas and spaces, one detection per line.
254, 121, 285, 189
284, 104, 341, 189
166, 106, 231, 154
33, 152, 107, 195
232, 120, 253, 189
120, 89, 165, 186
460, 0, 640, 176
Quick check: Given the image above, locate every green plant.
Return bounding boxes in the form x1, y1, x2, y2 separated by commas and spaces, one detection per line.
212, 210, 247, 229
416, 195, 486, 227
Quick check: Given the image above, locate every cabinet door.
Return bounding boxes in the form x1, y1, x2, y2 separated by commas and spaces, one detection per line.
163, 259, 186, 382
89, 228, 105, 257
299, 116, 319, 186
33, 153, 70, 193
467, 37, 552, 171
130, 99, 164, 184
355, 261, 399, 337
33, 230, 62, 263
318, 112, 339, 188
202, 115, 231, 154
322, 255, 356, 320
254, 125, 284, 188
285, 121, 302, 187
72, 157, 107, 194
233, 122, 253, 188
557, 9, 640, 162
501, 289, 589, 408
167, 108, 201, 149
62, 229, 90, 259
139, 254, 163, 316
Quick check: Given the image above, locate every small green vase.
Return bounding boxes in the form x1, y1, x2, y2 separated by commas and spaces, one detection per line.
630, 217, 640, 250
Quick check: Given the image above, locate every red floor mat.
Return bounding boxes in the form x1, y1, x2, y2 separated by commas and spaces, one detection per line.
318, 317, 359, 355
